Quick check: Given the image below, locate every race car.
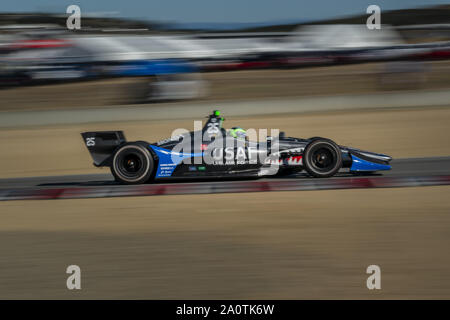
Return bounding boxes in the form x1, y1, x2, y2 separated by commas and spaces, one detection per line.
81, 110, 392, 184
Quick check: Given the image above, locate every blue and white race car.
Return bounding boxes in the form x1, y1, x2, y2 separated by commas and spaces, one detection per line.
82, 111, 392, 184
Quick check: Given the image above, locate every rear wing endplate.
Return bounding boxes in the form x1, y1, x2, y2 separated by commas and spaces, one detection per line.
81, 131, 126, 167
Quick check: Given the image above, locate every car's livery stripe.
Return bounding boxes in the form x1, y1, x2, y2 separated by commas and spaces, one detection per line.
150, 145, 203, 178
1, 175, 449, 201
350, 154, 391, 171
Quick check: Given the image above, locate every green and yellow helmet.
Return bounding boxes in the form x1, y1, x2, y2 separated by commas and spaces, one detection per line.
229, 127, 247, 139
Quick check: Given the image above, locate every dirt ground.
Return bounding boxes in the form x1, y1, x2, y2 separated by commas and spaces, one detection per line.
0, 60, 449, 111
0, 186, 449, 299
0, 107, 449, 178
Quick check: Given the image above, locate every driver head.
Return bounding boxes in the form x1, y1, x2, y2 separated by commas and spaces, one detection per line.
229, 127, 247, 140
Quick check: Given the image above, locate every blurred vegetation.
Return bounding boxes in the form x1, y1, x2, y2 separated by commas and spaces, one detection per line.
242, 5, 450, 32
0, 12, 162, 33
0, 5, 449, 34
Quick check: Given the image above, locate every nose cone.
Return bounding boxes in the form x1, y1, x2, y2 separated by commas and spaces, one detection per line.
350, 154, 391, 172
346, 147, 392, 163
359, 151, 392, 163
360, 151, 392, 163
344, 147, 392, 172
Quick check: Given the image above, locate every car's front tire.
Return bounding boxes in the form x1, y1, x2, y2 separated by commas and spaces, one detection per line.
303, 138, 342, 178
111, 143, 154, 184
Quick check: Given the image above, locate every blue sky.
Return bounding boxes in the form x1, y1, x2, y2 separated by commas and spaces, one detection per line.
1, 0, 448, 23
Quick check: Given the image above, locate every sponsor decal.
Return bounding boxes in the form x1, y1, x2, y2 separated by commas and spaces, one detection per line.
156, 134, 183, 146
165, 121, 281, 174
150, 145, 203, 178
210, 146, 259, 165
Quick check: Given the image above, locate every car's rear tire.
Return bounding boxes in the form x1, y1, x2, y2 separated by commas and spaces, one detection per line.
303, 138, 342, 178
111, 143, 154, 184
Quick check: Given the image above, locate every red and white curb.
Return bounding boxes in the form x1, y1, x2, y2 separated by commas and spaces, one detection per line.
1, 175, 450, 201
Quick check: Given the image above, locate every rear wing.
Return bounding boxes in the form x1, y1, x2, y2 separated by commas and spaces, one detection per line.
81, 131, 126, 167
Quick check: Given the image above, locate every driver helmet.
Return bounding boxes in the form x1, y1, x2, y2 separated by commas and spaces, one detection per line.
229, 127, 247, 139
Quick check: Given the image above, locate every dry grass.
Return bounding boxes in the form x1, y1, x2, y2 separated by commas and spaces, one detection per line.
0, 186, 449, 299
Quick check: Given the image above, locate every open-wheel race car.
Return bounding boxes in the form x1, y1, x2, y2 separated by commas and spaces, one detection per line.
81, 110, 392, 184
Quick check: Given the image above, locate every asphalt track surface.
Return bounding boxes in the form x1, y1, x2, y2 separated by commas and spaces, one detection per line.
1, 156, 450, 201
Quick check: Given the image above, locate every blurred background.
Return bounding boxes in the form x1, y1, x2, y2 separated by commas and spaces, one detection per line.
1, 1, 450, 300
0, 2, 449, 108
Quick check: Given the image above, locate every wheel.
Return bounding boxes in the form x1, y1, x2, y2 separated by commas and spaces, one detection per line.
111, 143, 155, 184
303, 138, 342, 178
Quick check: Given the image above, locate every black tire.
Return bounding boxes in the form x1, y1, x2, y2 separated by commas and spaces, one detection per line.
303, 138, 342, 178
111, 143, 155, 184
